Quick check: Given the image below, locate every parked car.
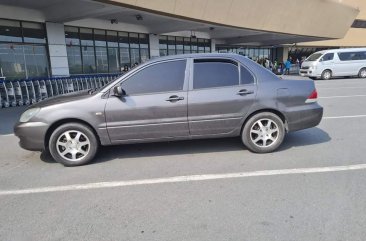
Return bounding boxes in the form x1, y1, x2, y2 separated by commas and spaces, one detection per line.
14, 53, 323, 166
300, 48, 366, 80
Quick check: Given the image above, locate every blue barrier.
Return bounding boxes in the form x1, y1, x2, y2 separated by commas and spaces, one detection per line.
0, 73, 121, 108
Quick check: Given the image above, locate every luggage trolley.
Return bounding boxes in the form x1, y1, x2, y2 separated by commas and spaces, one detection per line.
12, 80, 24, 106
26, 80, 37, 104
65, 77, 74, 93
79, 75, 91, 90
5, 81, 17, 107
45, 79, 54, 98
50, 78, 59, 96
56, 78, 65, 95
19, 80, 30, 105
0, 80, 9, 108
32, 79, 42, 102
39, 79, 48, 100
71, 76, 80, 92
97, 75, 104, 88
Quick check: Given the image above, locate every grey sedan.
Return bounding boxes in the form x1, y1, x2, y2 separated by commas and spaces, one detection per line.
14, 53, 323, 166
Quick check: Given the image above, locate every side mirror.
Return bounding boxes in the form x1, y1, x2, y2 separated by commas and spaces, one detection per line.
113, 86, 126, 97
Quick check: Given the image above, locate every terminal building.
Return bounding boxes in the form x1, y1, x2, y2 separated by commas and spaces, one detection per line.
0, 0, 365, 80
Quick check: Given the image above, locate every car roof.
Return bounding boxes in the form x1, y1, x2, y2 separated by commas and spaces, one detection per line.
149, 53, 247, 62
315, 48, 366, 55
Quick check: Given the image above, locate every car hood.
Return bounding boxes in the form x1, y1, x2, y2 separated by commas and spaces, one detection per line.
301, 61, 316, 68
32, 91, 92, 108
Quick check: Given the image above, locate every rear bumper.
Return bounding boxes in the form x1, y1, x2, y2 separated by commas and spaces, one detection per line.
286, 104, 323, 132
14, 122, 48, 151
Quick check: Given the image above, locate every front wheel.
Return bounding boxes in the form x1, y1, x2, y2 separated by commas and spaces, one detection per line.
241, 112, 285, 153
358, 68, 366, 78
321, 70, 332, 80
49, 123, 98, 166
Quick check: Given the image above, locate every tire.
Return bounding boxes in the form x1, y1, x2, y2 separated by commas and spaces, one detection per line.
358, 68, 366, 78
241, 112, 285, 153
321, 70, 332, 80
48, 123, 98, 166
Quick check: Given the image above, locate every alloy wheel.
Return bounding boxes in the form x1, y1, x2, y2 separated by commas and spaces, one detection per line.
250, 119, 279, 147
56, 130, 90, 162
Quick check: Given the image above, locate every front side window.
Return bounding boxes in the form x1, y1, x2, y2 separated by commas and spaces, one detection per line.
321, 53, 334, 61
121, 60, 186, 95
193, 59, 239, 89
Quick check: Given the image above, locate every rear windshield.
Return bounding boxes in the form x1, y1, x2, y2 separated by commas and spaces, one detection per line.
305, 53, 323, 62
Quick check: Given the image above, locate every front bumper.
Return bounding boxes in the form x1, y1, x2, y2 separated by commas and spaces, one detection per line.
299, 69, 319, 77
14, 122, 49, 151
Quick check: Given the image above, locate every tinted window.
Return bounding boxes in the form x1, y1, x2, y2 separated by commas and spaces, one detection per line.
240, 65, 255, 85
321, 53, 334, 61
122, 60, 186, 95
338, 51, 366, 61
306, 53, 322, 62
193, 60, 239, 89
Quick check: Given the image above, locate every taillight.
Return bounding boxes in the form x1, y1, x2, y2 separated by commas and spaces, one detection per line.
305, 89, 318, 103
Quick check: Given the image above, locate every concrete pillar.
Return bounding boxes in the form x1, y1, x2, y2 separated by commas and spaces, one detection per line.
210, 39, 216, 53
149, 34, 160, 58
45, 22, 70, 76
273, 47, 290, 63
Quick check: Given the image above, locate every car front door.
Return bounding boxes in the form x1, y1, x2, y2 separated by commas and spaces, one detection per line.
105, 59, 189, 143
188, 58, 257, 136
319, 53, 336, 75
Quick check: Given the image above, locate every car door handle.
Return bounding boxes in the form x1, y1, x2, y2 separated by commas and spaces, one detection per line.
237, 89, 254, 96
165, 95, 184, 102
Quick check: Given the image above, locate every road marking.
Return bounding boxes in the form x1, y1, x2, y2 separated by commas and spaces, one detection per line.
323, 114, 366, 119
319, 94, 366, 99
1, 163, 366, 196
316, 86, 366, 89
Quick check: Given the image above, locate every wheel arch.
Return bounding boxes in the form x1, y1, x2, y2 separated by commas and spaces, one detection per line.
241, 108, 288, 134
44, 118, 101, 149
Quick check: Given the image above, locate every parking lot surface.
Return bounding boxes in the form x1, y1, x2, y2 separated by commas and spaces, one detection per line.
1, 77, 366, 241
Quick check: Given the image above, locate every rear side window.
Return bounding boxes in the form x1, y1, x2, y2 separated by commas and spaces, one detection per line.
321, 53, 334, 61
121, 60, 186, 95
240, 65, 255, 85
193, 59, 239, 89
338, 51, 366, 61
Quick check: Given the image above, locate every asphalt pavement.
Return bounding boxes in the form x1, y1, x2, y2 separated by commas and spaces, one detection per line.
1, 76, 366, 241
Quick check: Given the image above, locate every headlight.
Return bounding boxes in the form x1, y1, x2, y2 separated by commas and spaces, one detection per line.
19, 108, 41, 123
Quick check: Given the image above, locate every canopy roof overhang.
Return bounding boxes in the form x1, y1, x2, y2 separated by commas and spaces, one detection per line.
0, 0, 359, 46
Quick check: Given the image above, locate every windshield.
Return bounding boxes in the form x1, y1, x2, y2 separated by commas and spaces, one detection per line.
305, 53, 323, 62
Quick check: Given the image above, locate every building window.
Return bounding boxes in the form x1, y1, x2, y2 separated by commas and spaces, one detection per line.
0, 19, 49, 80
159, 35, 211, 56
65, 26, 150, 74
217, 46, 271, 61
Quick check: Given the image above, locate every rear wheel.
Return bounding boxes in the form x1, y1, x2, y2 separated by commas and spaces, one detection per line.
358, 68, 366, 78
49, 123, 98, 166
321, 70, 332, 80
241, 112, 285, 153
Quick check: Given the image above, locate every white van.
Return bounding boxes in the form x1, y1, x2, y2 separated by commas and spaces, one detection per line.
299, 48, 366, 80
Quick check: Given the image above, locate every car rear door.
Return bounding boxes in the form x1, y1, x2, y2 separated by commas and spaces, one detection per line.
188, 58, 257, 136
104, 59, 189, 142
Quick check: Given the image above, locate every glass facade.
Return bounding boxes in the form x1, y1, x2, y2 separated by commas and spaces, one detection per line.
217, 46, 272, 61
0, 19, 49, 79
65, 26, 150, 75
159, 35, 211, 56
